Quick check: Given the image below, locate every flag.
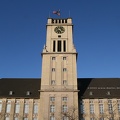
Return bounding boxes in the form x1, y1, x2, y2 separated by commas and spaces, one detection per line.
53, 10, 60, 16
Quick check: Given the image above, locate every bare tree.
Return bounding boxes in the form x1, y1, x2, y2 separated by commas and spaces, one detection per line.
60, 106, 79, 120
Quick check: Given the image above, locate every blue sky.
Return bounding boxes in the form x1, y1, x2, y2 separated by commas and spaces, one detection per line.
0, 0, 120, 78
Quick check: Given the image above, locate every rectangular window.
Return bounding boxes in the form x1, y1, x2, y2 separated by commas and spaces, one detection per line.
63, 40, 66, 52
24, 103, 29, 114
62, 105, 67, 112
52, 57, 56, 60
90, 104, 94, 114
109, 118, 114, 120
6, 100, 11, 113
53, 41, 56, 52
108, 104, 113, 113
50, 97, 55, 102
0, 101, 2, 112
63, 68, 67, 72
63, 116, 68, 120
24, 118, 28, 120
50, 116, 55, 120
52, 68, 55, 72
51, 80, 55, 85
50, 105, 55, 112
58, 40, 61, 52
33, 118, 38, 120
63, 80, 67, 85
80, 102, 85, 114
33, 104, 38, 114
90, 118, 95, 120
5, 117, 9, 120
15, 103, 20, 113
99, 118, 104, 120
63, 57, 66, 60
14, 118, 19, 120
99, 104, 104, 114
118, 104, 120, 112
62, 97, 67, 102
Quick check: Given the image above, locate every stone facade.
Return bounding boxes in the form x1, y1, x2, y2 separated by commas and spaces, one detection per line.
0, 18, 120, 120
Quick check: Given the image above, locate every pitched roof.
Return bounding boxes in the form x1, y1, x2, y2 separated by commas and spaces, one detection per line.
0, 78, 40, 98
78, 78, 120, 99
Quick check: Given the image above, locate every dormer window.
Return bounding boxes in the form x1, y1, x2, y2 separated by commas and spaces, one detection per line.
26, 91, 31, 96
9, 91, 14, 95
107, 91, 111, 95
89, 91, 93, 95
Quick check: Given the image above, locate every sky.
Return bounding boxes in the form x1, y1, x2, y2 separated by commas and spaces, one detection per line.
0, 0, 120, 78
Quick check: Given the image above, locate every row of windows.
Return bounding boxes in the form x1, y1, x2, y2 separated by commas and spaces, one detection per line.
52, 57, 67, 60
53, 40, 66, 52
89, 91, 112, 96
5, 117, 38, 120
50, 116, 68, 120
82, 99, 120, 103
51, 19, 68, 24
50, 97, 68, 102
52, 68, 67, 72
80, 103, 120, 114
0, 100, 38, 114
7, 91, 31, 96
81, 117, 115, 120
51, 80, 67, 85
50, 105, 68, 113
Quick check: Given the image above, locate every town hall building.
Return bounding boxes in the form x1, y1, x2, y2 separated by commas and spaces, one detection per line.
0, 18, 120, 120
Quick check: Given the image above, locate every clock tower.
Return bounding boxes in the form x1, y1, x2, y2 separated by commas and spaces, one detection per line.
40, 18, 78, 120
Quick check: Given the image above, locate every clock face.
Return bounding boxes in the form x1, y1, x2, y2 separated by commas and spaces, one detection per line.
54, 26, 65, 34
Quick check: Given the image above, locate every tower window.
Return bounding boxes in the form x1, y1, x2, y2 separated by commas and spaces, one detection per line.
52, 68, 55, 72
63, 40, 66, 52
50, 97, 55, 102
58, 40, 61, 52
51, 80, 55, 85
65, 19, 67, 23
63, 68, 67, 72
52, 57, 56, 60
53, 41, 56, 52
63, 80, 67, 85
52, 19, 54, 23
63, 57, 66, 60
